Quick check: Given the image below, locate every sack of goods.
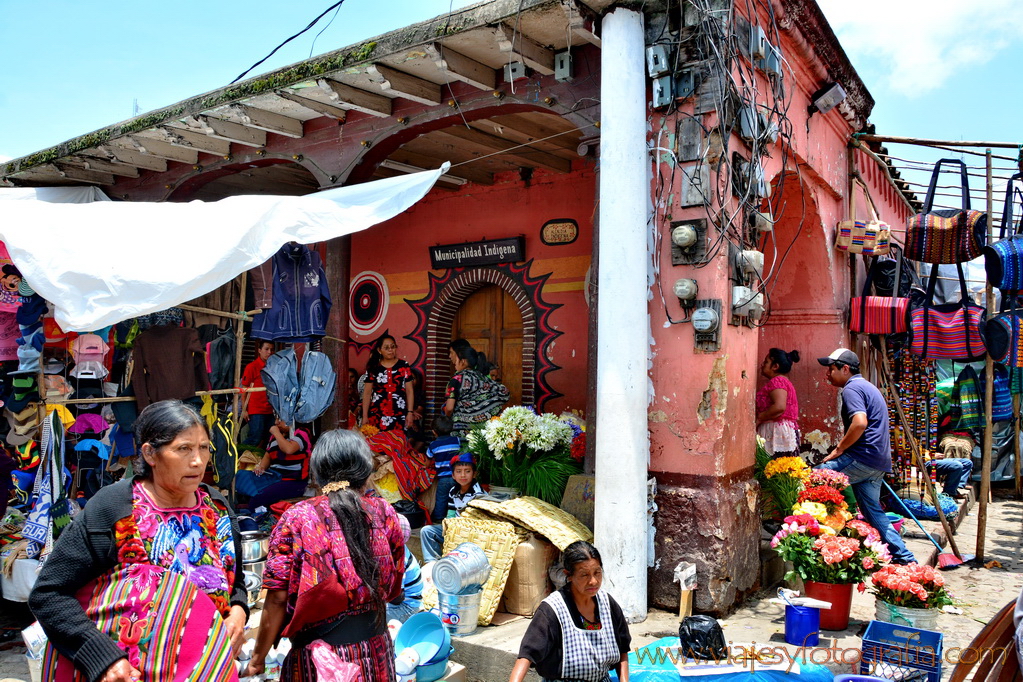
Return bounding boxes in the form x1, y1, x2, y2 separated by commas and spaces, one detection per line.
905, 158, 987, 264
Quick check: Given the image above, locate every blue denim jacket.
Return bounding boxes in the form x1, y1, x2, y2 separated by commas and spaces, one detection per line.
251, 243, 332, 342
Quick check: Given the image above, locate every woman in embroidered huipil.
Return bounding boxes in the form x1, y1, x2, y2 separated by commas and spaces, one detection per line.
361, 334, 415, 433
30, 400, 247, 682
243, 429, 404, 682
510, 541, 631, 682
755, 348, 802, 456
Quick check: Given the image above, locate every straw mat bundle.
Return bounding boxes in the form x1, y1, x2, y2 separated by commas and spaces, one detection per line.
468, 496, 592, 550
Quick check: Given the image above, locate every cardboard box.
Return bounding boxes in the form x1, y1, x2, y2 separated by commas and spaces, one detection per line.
503, 534, 559, 616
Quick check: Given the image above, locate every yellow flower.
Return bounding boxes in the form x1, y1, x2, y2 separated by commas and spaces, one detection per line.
764, 456, 810, 480
791, 501, 828, 522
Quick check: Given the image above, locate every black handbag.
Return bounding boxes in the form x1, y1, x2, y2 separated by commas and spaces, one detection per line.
871, 245, 918, 298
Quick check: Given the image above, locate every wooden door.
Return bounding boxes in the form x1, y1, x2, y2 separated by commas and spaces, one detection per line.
453, 284, 523, 405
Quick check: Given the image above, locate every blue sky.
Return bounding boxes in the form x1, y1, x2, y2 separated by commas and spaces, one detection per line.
1, 0, 1019, 202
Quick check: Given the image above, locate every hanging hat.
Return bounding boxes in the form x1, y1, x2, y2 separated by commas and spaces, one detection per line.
69, 413, 109, 435
43, 358, 66, 375
17, 279, 34, 297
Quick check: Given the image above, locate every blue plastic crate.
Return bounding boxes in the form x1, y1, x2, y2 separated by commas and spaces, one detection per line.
859, 620, 943, 682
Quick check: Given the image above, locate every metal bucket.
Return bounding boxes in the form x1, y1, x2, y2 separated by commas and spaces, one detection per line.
244, 571, 263, 608
438, 589, 482, 637
240, 531, 269, 563
432, 543, 491, 595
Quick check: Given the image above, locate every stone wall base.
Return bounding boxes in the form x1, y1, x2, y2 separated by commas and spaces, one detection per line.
648, 470, 760, 615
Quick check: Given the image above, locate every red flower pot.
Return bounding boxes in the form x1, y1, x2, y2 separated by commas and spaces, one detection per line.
803, 581, 854, 630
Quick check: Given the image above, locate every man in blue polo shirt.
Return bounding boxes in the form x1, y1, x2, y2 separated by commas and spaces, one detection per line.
817, 348, 916, 565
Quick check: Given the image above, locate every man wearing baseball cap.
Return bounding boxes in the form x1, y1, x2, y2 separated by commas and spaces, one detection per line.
817, 348, 916, 564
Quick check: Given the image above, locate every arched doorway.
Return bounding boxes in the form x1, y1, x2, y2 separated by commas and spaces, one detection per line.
452, 284, 524, 405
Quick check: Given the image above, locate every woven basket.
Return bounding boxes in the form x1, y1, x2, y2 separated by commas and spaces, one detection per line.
469, 496, 592, 550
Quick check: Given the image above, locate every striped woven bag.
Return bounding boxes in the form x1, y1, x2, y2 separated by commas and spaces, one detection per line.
850, 254, 909, 334
905, 159, 988, 264
983, 173, 1023, 290
909, 263, 987, 361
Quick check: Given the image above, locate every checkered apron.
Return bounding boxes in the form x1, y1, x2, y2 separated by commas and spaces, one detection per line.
544, 590, 620, 682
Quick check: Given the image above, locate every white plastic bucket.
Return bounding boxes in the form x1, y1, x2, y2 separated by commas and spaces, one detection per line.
438, 589, 482, 637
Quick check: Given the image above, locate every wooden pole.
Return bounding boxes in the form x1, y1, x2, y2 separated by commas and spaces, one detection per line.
176, 303, 262, 322
977, 150, 996, 562
849, 139, 917, 213
1013, 395, 1022, 498
46, 387, 264, 406
878, 339, 962, 559
855, 133, 1022, 150
231, 272, 248, 444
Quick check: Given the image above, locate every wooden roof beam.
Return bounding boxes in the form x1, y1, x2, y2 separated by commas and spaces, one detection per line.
225, 104, 305, 138
6, 166, 67, 184
275, 90, 349, 121
366, 64, 442, 105
52, 163, 115, 185
562, 0, 601, 47
493, 25, 555, 75
116, 136, 198, 165
425, 44, 497, 91
436, 127, 571, 173
154, 126, 232, 156
189, 116, 267, 148
316, 79, 392, 118
65, 155, 140, 178
95, 143, 170, 172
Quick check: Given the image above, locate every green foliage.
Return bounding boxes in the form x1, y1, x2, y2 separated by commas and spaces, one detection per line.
468, 421, 581, 505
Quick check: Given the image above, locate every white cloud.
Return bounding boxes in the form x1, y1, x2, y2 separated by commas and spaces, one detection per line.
819, 0, 1023, 96
0, 155, 10, 163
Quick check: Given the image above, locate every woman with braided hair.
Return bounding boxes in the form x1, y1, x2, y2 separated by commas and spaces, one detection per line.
244, 430, 405, 682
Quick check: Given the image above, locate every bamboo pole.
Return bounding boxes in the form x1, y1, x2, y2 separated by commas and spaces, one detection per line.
855, 133, 1023, 150
849, 139, 917, 213
46, 386, 266, 406
230, 272, 248, 444
1013, 396, 1022, 498
977, 150, 996, 562
176, 303, 263, 322
878, 339, 962, 559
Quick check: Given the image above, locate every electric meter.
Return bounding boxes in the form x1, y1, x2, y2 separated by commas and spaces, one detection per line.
671, 224, 698, 249
692, 307, 720, 333
673, 278, 698, 303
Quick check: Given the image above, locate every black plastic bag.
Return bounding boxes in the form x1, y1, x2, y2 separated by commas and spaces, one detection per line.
678, 615, 727, 661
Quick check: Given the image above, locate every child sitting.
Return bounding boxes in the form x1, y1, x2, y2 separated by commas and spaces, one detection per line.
387, 514, 424, 623
426, 415, 461, 523
420, 453, 484, 562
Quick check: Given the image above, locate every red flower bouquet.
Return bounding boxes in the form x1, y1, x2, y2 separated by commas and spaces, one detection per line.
796, 485, 846, 513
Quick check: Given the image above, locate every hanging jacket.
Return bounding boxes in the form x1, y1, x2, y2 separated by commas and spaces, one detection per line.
131, 326, 210, 409
250, 243, 332, 342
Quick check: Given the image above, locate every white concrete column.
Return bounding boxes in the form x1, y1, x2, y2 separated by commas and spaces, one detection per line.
594, 6, 649, 623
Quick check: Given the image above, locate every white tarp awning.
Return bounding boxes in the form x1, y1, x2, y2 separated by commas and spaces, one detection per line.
0, 164, 446, 331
